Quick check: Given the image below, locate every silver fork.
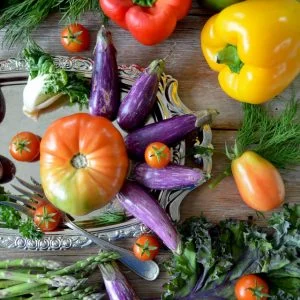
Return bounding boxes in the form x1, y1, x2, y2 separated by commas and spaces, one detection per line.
1, 177, 160, 281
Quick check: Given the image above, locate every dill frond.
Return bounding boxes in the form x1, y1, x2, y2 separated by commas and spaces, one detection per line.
60, 0, 100, 24
234, 93, 300, 169
0, 0, 100, 47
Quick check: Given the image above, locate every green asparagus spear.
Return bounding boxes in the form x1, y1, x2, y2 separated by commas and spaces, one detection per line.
0, 280, 21, 289
47, 251, 120, 276
0, 271, 78, 287
0, 259, 63, 270
0, 251, 119, 299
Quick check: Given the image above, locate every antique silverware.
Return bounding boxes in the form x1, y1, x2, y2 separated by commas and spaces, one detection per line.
0, 177, 160, 281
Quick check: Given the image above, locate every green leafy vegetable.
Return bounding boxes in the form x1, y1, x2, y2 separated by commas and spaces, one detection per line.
163, 204, 300, 299
0, 186, 43, 240
0, 0, 100, 47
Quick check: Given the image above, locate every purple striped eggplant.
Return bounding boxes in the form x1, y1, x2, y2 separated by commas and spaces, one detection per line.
125, 110, 217, 159
117, 59, 165, 131
99, 262, 140, 300
117, 180, 182, 255
132, 163, 206, 190
89, 25, 120, 120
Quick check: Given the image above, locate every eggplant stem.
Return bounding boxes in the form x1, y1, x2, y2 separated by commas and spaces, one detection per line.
208, 166, 232, 189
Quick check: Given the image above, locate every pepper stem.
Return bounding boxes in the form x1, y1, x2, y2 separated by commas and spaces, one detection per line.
217, 44, 244, 73
132, 0, 157, 7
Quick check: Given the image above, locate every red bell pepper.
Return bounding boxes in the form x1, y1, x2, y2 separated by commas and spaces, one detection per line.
99, 0, 192, 45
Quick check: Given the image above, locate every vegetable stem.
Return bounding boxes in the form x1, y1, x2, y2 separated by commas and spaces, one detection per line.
208, 166, 232, 189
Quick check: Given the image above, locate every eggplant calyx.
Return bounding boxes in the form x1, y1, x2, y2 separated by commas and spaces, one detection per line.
194, 109, 219, 127
132, 0, 157, 7
97, 25, 113, 50
147, 59, 165, 78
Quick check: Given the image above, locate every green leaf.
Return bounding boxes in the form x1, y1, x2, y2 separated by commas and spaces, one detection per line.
18, 219, 43, 240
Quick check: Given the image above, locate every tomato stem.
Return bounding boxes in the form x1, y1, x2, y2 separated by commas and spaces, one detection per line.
71, 153, 88, 169
208, 165, 232, 189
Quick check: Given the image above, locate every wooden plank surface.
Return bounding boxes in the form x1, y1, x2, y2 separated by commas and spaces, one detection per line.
0, 0, 299, 298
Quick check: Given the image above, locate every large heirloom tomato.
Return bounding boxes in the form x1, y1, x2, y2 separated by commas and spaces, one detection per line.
40, 113, 129, 216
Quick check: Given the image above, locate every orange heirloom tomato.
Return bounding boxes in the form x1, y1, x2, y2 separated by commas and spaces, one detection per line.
40, 113, 129, 216
231, 151, 285, 212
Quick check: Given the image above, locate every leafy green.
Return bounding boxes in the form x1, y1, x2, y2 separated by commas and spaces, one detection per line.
23, 41, 90, 110
163, 204, 300, 300
0, 187, 43, 240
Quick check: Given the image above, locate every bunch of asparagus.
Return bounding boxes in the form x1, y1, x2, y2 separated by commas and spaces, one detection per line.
0, 251, 119, 299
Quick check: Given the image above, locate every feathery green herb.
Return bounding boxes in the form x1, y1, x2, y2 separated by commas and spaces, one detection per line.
0, 0, 101, 47
234, 92, 300, 169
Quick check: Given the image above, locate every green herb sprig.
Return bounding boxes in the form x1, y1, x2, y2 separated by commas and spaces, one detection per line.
0, 0, 101, 47
0, 187, 43, 240
235, 92, 300, 169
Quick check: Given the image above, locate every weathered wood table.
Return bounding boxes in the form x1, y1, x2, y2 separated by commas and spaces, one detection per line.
0, 1, 299, 298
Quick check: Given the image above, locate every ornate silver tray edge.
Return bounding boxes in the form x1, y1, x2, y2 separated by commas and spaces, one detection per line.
0, 56, 213, 250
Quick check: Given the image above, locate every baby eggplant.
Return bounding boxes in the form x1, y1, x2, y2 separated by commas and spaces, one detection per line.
125, 111, 217, 160
89, 25, 120, 120
117, 59, 165, 131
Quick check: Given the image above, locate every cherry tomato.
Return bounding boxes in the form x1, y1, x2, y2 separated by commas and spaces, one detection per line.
144, 142, 171, 169
9, 132, 40, 162
231, 151, 285, 211
133, 234, 160, 261
235, 274, 269, 300
34, 204, 62, 232
60, 23, 90, 52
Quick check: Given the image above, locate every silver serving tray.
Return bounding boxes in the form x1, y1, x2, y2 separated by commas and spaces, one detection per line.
0, 56, 213, 250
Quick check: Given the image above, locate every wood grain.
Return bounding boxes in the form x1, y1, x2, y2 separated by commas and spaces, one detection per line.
0, 0, 299, 298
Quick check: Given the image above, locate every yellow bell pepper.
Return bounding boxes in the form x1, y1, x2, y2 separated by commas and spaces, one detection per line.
201, 0, 300, 104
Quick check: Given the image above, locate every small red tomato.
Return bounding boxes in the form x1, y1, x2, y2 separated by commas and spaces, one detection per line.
9, 132, 40, 162
133, 234, 160, 261
235, 274, 269, 300
144, 142, 171, 169
60, 23, 90, 52
34, 204, 62, 232
231, 151, 285, 211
